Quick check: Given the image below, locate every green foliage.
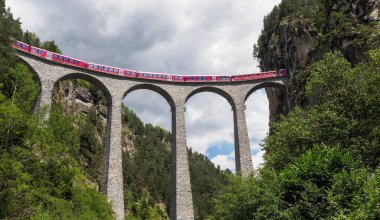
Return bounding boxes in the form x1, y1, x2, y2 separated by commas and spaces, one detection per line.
305, 51, 380, 167
0, 0, 23, 74
212, 49, 380, 219
264, 107, 352, 170
23, 31, 41, 47
211, 147, 378, 220
0, 105, 113, 219
189, 149, 228, 219
122, 109, 172, 217
6, 63, 39, 112
41, 40, 62, 54
278, 146, 367, 219
0, 4, 113, 218
125, 189, 169, 220
77, 106, 105, 185
209, 168, 282, 220
265, 51, 380, 170
122, 106, 144, 136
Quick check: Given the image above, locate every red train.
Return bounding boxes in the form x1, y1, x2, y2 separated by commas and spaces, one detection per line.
13, 40, 286, 82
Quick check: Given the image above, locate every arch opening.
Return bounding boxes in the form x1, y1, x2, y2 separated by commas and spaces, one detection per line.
121, 86, 173, 218
52, 74, 111, 191
186, 87, 236, 111
245, 88, 270, 170
244, 83, 286, 170
185, 90, 234, 219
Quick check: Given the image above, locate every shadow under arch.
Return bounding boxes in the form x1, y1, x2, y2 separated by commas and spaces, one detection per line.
185, 86, 236, 110
55, 72, 113, 105
244, 81, 286, 102
123, 84, 175, 110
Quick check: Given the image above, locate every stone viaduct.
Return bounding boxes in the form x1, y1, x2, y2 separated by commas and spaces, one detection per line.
17, 51, 287, 220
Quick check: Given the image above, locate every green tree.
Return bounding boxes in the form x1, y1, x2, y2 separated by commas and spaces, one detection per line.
41, 40, 62, 54
23, 31, 40, 47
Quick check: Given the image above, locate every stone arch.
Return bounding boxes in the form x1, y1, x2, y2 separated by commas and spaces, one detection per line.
54, 72, 113, 106
123, 83, 175, 110
244, 81, 286, 102
15, 54, 43, 87
186, 86, 236, 110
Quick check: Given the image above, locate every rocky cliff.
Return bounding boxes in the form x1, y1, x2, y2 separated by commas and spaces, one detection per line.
254, 0, 380, 122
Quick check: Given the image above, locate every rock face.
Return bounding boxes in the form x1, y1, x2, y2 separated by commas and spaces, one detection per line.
255, 0, 380, 122
53, 80, 108, 119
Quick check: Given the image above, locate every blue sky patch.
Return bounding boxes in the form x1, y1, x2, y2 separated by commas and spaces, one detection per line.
206, 141, 234, 158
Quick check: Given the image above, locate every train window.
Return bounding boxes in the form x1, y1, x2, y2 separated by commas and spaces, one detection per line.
99, 66, 104, 70
104, 67, 109, 71
59, 56, 64, 60
74, 60, 78, 64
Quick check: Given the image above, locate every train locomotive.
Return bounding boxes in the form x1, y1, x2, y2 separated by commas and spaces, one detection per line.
13, 40, 286, 82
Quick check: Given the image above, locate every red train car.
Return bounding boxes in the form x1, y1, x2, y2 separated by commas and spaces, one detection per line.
30, 46, 47, 59
13, 41, 30, 52
122, 70, 139, 78
51, 53, 88, 69
137, 71, 169, 81
169, 74, 185, 82
216, 76, 231, 82
232, 71, 278, 82
88, 63, 121, 75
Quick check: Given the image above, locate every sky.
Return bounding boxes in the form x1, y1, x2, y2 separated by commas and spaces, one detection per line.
7, 0, 281, 171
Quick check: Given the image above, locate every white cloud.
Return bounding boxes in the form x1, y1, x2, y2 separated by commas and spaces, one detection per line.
210, 151, 235, 171
185, 92, 234, 154
246, 89, 269, 152
252, 150, 265, 169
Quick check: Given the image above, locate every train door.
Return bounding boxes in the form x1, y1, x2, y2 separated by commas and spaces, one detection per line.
168, 75, 173, 81
119, 70, 124, 76
46, 52, 52, 60
212, 76, 216, 82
